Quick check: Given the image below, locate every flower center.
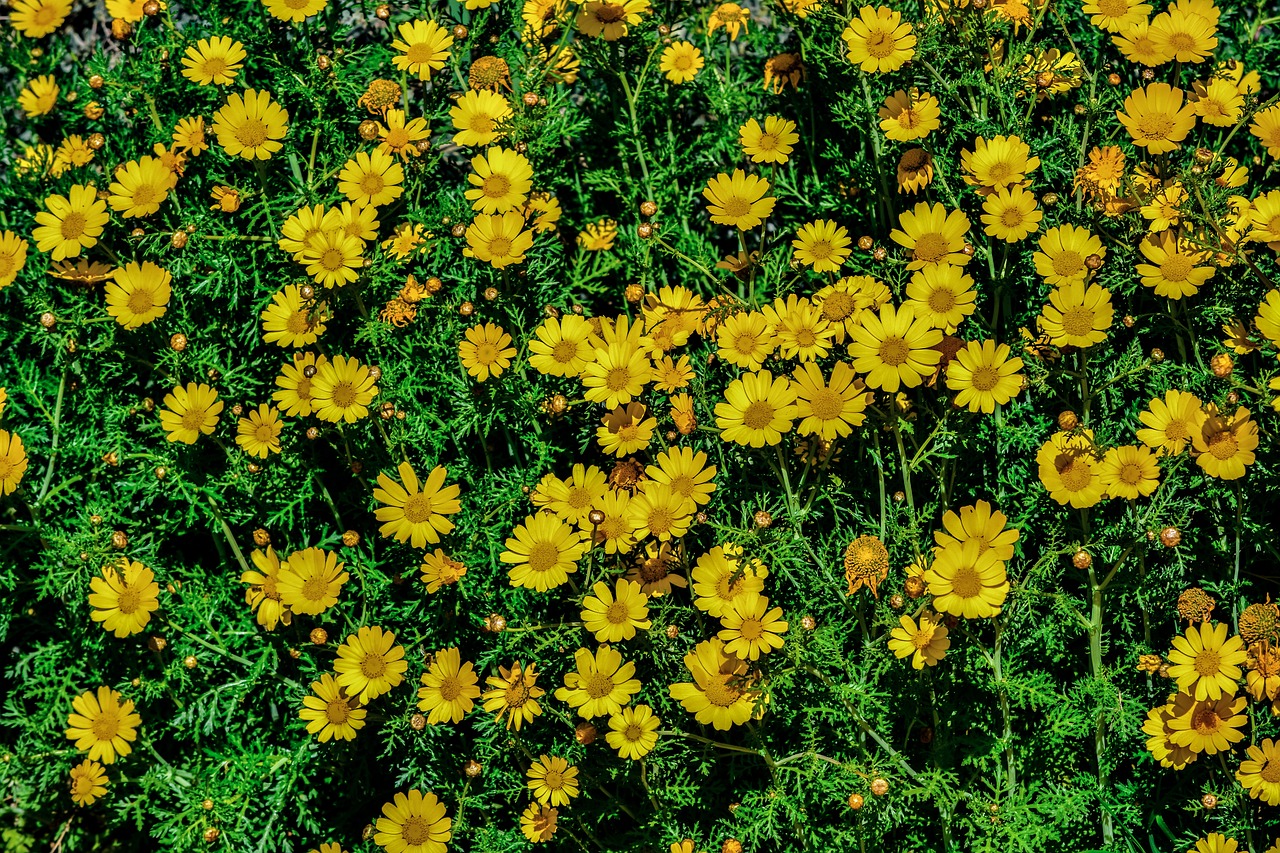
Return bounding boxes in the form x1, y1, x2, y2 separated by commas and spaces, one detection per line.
912, 627, 935, 650
60, 212, 87, 240
400, 816, 432, 846
131, 184, 160, 208
1056, 454, 1094, 491
286, 311, 311, 334
1193, 649, 1221, 677
624, 723, 643, 741
645, 505, 674, 535
721, 197, 752, 219
1260, 758, 1280, 783
405, 43, 437, 65
181, 406, 208, 432
116, 587, 141, 614
950, 565, 982, 598
1192, 708, 1223, 734
1118, 462, 1145, 486
202, 58, 228, 79
384, 127, 410, 149
808, 388, 845, 420
330, 381, 358, 409
235, 118, 268, 148
595, 3, 627, 23
360, 653, 387, 680
821, 292, 855, 322
487, 236, 512, 257
325, 698, 350, 724
1160, 254, 1194, 282
359, 173, 386, 198
321, 248, 346, 271
585, 672, 615, 699
127, 289, 155, 315
1208, 430, 1239, 460
912, 233, 949, 263
605, 601, 631, 624
482, 174, 511, 199
1051, 250, 1083, 277
1137, 113, 1176, 141
1001, 207, 1026, 227
1097, 0, 1128, 15
877, 336, 910, 367
700, 677, 741, 708
738, 617, 765, 641
437, 675, 463, 701
605, 367, 632, 392
527, 541, 562, 573
928, 287, 957, 315
91, 709, 120, 741
504, 681, 530, 707
970, 366, 1000, 391
301, 574, 330, 601
865, 30, 895, 59
742, 401, 776, 430
807, 240, 833, 260
402, 492, 435, 524
1060, 307, 1097, 338
552, 340, 578, 363
543, 769, 564, 789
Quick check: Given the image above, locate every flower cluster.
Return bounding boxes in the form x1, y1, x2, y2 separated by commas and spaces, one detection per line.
5, 0, 1280, 850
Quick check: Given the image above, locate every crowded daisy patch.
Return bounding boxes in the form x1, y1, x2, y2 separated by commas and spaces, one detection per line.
2, 0, 1280, 851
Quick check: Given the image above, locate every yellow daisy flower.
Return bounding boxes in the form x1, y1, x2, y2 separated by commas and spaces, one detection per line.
715, 369, 799, 447
310, 354, 378, 423
158, 382, 223, 444
459, 322, 517, 381
373, 790, 452, 853
65, 687, 141, 764
702, 169, 776, 230
334, 626, 408, 703
88, 558, 160, 638
299, 673, 366, 742
841, 5, 916, 72
104, 261, 171, 329
211, 88, 289, 160
180, 36, 246, 86
277, 546, 348, 616
390, 19, 454, 80
481, 660, 545, 730
416, 647, 481, 724
554, 644, 641, 718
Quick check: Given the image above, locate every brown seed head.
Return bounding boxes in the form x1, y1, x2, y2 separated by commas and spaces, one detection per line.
1210, 352, 1233, 377
1058, 410, 1079, 431
342, 530, 360, 547
1072, 550, 1092, 569
184, 655, 198, 669
848, 793, 864, 810
870, 777, 889, 796
111, 530, 128, 549
1161, 526, 1181, 548
575, 721, 597, 745
409, 713, 426, 731
203, 828, 220, 843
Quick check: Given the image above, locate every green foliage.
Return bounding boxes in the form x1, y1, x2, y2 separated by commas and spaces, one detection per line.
3, 0, 1280, 852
